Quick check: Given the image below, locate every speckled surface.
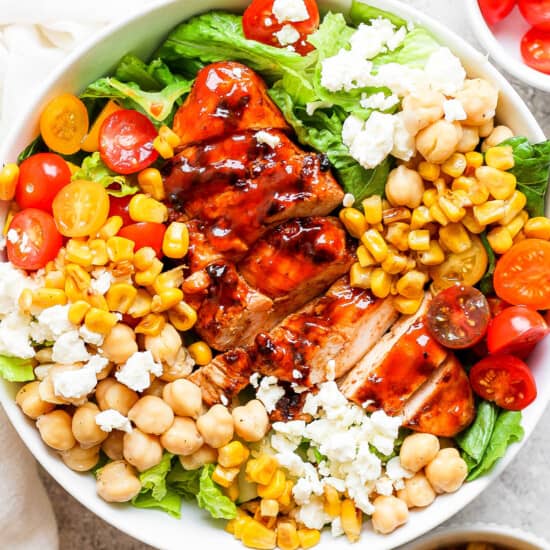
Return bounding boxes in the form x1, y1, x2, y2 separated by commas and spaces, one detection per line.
39, 1, 550, 549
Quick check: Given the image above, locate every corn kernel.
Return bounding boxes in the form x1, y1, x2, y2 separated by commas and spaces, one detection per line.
433, 177, 447, 195
438, 194, 466, 223
89, 294, 109, 311
408, 229, 430, 251
524, 216, 550, 240
129, 193, 168, 224
64, 278, 86, 303
465, 151, 484, 169
68, 301, 91, 325
297, 528, 321, 549
461, 210, 485, 234
473, 200, 506, 226
382, 207, 411, 225
356, 245, 376, 268
324, 485, 341, 518
500, 191, 527, 225
277, 481, 294, 510
218, 441, 250, 468
339, 208, 368, 238
246, 455, 278, 486
232, 513, 253, 540
394, 294, 424, 315
418, 161, 440, 182
410, 206, 433, 229
350, 263, 372, 289
162, 222, 189, 259
97, 216, 123, 240
370, 268, 392, 299
159, 125, 181, 148
504, 211, 528, 239
17, 289, 33, 313
340, 499, 362, 543
485, 145, 515, 171
0, 163, 19, 201
385, 223, 410, 252
66, 239, 93, 266
212, 465, 240, 488
153, 135, 174, 160
135, 313, 165, 336
134, 247, 157, 271
439, 223, 472, 254
240, 519, 276, 550
134, 258, 163, 286
152, 267, 185, 295
476, 166, 516, 200
259, 500, 279, 519
106, 236, 135, 263
441, 153, 467, 178
381, 252, 408, 275
487, 226, 513, 254
428, 204, 449, 227
84, 308, 118, 334
31, 288, 67, 309
65, 264, 92, 292
89, 239, 109, 266
188, 341, 213, 366
168, 301, 197, 331
127, 289, 152, 318
422, 188, 438, 207
105, 283, 138, 314
277, 521, 299, 550
225, 481, 240, 502
418, 241, 445, 266
361, 195, 382, 224
452, 176, 490, 206
44, 270, 66, 290
258, 469, 286, 500
151, 288, 184, 313
396, 270, 427, 299
137, 168, 165, 201
361, 229, 388, 263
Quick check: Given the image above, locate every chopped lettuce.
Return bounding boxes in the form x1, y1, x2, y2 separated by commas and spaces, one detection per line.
0, 355, 34, 382
349, 0, 407, 28
478, 232, 496, 295
166, 461, 202, 500
132, 488, 183, 518
114, 54, 166, 91
196, 464, 237, 520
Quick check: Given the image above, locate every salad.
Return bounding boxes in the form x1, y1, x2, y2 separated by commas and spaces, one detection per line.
1, 0, 550, 547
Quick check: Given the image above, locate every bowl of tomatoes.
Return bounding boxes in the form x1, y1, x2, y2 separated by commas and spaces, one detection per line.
467, 0, 550, 91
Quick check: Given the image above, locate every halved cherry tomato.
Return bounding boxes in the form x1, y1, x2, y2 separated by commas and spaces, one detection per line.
521, 27, 550, 74
118, 222, 166, 257
40, 93, 89, 155
99, 110, 158, 175
487, 296, 511, 318
108, 195, 133, 226
470, 354, 537, 410
6, 208, 63, 270
52, 180, 110, 237
242, 0, 320, 55
494, 239, 550, 309
427, 284, 490, 349
479, 0, 516, 25
519, 0, 550, 31
487, 305, 549, 358
16, 153, 71, 213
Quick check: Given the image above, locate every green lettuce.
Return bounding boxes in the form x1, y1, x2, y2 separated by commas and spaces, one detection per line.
196, 464, 237, 520
478, 231, 496, 295
349, 0, 407, 28
0, 355, 34, 382
114, 54, 167, 91
166, 461, 202, 500
132, 488, 183, 518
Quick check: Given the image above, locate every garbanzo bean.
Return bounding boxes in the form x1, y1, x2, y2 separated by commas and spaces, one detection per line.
457, 126, 480, 153
160, 417, 204, 456
400, 433, 440, 472
123, 428, 163, 472
16, 381, 55, 419
145, 324, 182, 366
72, 402, 109, 448
143, 377, 166, 398
101, 324, 138, 365
196, 404, 234, 449
416, 120, 462, 164
455, 78, 499, 126
159, 348, 194, 382
127, 396, 174, 435
102, 430, 124, 461
232, 400, 269, 443
371, 495, 409, 534
162, 379, 202, 418
425, 448, 468, 493
398, 472, 436, 508
385, 165, 425, 209
36, 409, 75, 451
482, 125, 514, 152
401, 88, 445, 135
96, 460, 141, 502
96, 377, 138, 415
178, 444, 218, 470
61, 444, 100, 472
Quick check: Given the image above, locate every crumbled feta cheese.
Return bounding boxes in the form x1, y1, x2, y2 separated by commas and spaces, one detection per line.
375, 476, 395, 496
52, 330, 90, 364
90, 270, 113, 295
350, 19, 404, 59
255, 130, 281, 148
256, 376, 285, 413
373, 63, 426, 96
424, 47, 466, 96
79, 325, 104, 346
321, 50, 373, 92
272, 0, 309, 23
387, 25, 407, 51
386, 456, 414, 483
391, 111, 416, 161
95, 409, 133, 433
0, 262, 36, 315
294, 496, 331, 529
52, 356, 107, 400
31, 304, 74, 343
292, 369, 303, 380
115, 350, 163, 392
0, 311, 34, 359
444, 98, 467, 122
342, 193, 355, 208
359, 91, 400, 111
305, 100, 333, 116
249, 372, 261, 388
274, 24, 300, 46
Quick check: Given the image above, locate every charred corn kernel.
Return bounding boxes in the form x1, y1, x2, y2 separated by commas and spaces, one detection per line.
340, 499, 362, 543
385, 223, 410, 252
370, 268, 392, 298
505, 211, 529, 239
44, 270, 66, 290
441, 153, 467, 178
134, 247, 157, 271
246, 455, 278, 486
422, 189, 438, 208
106, 236, 135, 263
135, 313, 165, 336
396, 270, 427, 299
361, 229, 388, 263
218, 441, 250, 468
106, 283, 138, 314
152, 268, 184, 295
225, 481, 240, 502
65, 264, 92, 292
439, 223, 472, 254
408, 229, 430, 251
452, 176, 489, 206
212, 465, 240, 488
159, 125, 181, 148
88, 239, 108, 266
240, 519, 276, 550
461, 211, 485, 234
350, 263, 372, 289
356, 245, 375, 268
98, 216, 123, 240
381, 252, 408, 275
151, 288, 184, 313
260, 500, 279, 518
153, 136, 174, 159
428, 204, 449, 227
162, 222, 189, 259
487, 226, 513, 254
297, 529, 321, 549
68, 301, 90, 325
362, 195, 383, 225
524, 216, 550, 240
84, 308, 118, 334
137, 168, 165, 201
382, 207, 411, 225
476, 166, 516, 200
485, 145, 515, 171
410, 206, 433, 229
339, 208, 368, 238
258, 469, 286, 499
129, 193, 168, 224
394, 294, 424, 315
277, 480, 294, 509
168, 301, 197, 331
418, 161, 440, 182
127, 289, 152, 318
473, 200, 506, 226
64, 278, 86, 303
134, 258, 163, 286
465, 151, 484, 169
500, 191, 527, 225
324, 485, 341, 518
188, 341, 213, 366
30, 288, 66, 308
438, 194, 466, 223
277, 522, 299, 550
0, 163, 19, 200
418, 241, 445, 266
66, 239, 93, 266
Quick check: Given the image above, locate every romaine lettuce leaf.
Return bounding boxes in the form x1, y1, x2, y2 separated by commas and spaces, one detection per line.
0, 355, 34, 382
132, 488, 183, 518
114, 54, 166, 91
196, 464, 237, 520
138, 452, 174, 501
167, 461, 202, 501
349, 0, 407, 28
478, 231, 496, 295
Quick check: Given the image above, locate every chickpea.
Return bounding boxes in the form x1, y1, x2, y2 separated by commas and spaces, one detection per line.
127, 396, 174, 435
36, 409, 76, 451
143, 377, 166, 398
400, 433, 440, 472
61, 444, 100, 472
385, 165, 425, 209
179, 444, 218, 470
232, 400, 269, 443
401, 88, 445, 135
455, 78, 498, 126
416, 120, 462, 164
95, 361, 113, 381
102, 430, 124, 460
96, 377, 138, 415
425, 448, 468, 494
398, 472, 436, 508
457, 126, 480, 153
160, 417, 204, 456
159, 348, 194, 382
196, 404, 234, 448
162, 379, 202, 418
16, 381, 55, 419
101, 324, 138, 365
96, 460, 141, 503
145, 324, 182, 366
35, 348, 53, 364
481, 125, 514, 152
39, 365, 80, 405
72, 402, 109, 448
479, 119, 494, 138
123, 428, 163, 472
371, 495, 409, 535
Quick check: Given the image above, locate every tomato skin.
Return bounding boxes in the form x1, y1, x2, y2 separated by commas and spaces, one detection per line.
16, 153, 71, 213
519, 0, 550, 31
470, 354, 537, 410
521, 27, 550, 74
109, 195, 133, 226
99, 110, 159, 175
479, 0, 516, 24
118, 222, 166, 257
6, 208, 63, 271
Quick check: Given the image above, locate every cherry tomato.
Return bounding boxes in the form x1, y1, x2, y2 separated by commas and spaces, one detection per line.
52, 180, 110, 238
494, 239, 550, 309
479, 0, 516, 25
521, 27, 550, 73
519, 0, 550, 31
40, 93, 89, 155
16, 153, 71, 213
242, 0, 320, 55
487, 296, 511, 318
487, 305, 549, 358
6, 208, 63, 271
108, 195, 133, 226
426, 284, 490, 349
118, 222, 166, 257
470, 354, 537, 410
99, 110, 158, 175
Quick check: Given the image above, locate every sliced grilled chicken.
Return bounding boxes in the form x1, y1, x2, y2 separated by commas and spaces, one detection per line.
186, 219, 224, 273
172, 61, 289, 147
269, 384, 311, 423
403, 354, 475, 437
340, 295, 448, 414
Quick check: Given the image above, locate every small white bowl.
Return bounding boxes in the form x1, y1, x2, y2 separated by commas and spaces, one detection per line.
466, 0, 550, 92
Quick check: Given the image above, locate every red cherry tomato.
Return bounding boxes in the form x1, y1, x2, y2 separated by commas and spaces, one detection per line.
479, 0, 516, 25
108, 195, 133, 226
519, 0, 550, 31
118, 222, 166, 257
487, 296, 511, 318
99, 110, 158, 175
426, 284, 491, 349
16, 153, 71, 213
470, 354, 537, 410
521, 27, 550, 74
487, 305, 549, 358
242, 0, 320, 55
6, 208, 63, 271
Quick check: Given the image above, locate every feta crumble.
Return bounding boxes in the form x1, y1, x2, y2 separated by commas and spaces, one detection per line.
52, 330, 91, 364
0, 262, 36, 315
249, 372, 261, 389
115, 350, 163, 392
274, 24, 300, 46
30, 304, 75, 344
305, 100, 334, 116
79, 325, 104, 346
321, 50, 373, 92
90, 270, 114, 295
52, 356, 107, 400
272, 0, 309, 23
424, 47, 466, 96
0, 311, 34, 359
342, 193, 355, 208
255, 130, 281, 148
359, 91, 400, 112
350, 19, 405, 59
95, 409, 133, 433
256, 376, 285, 413
443, 98, 467, 122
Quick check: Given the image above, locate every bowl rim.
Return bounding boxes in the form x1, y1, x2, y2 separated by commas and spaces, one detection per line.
0, 1, 548, 549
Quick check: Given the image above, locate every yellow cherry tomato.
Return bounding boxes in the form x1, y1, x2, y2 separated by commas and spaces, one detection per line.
81, 100, 121, 153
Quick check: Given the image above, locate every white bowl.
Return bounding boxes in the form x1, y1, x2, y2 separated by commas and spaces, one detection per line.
0, 1, 548, 549
465, 0, 550, 92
